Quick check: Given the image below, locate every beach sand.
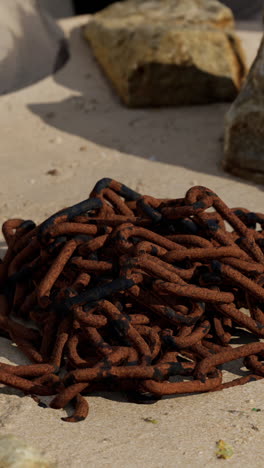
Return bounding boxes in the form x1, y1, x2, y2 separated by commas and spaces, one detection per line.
0, 15, 264, 467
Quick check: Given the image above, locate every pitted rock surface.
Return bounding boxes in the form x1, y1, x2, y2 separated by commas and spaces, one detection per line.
84, 0, 247, 106
224, 35, 264, 182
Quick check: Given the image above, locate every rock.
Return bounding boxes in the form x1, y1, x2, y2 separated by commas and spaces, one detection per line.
83, 0, 247, 107
0, 0, 69, 95
223, 35, 264, 183
0, 434, 57, 468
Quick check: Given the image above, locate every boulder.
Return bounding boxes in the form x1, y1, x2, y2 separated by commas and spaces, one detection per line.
223, 35, 264, 183
83, 0, 247, 107
0, 0, 69, 95
0, 434, 56, 468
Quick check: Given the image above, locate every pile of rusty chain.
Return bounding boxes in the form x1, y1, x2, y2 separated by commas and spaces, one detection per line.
0, 178, 264, 422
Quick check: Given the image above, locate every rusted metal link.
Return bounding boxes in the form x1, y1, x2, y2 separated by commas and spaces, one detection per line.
0, 178, 264, 422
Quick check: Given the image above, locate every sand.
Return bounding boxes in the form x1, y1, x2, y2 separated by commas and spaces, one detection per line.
0, 15, 264, 468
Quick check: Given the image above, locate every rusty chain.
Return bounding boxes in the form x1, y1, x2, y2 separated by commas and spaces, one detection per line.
0, 178, 264, 422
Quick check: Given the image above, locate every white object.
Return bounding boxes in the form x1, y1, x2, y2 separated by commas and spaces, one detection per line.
0, 0, 69, 94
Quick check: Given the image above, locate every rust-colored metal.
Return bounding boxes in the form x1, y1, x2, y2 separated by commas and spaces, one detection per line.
0, 178, 264, 422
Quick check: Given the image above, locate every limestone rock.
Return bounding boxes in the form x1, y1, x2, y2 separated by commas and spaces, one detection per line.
83, 0, 247, 107
223, 35, 264, 183
0, 435, 57, 468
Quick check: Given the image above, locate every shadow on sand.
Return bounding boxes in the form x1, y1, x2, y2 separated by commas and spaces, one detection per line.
27, 17, 262, 179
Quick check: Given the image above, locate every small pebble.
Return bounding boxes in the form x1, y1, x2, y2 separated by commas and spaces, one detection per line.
251, 425, 260, 431
49, 136, 63, 145
46, 169, 60, 176
143, 417, 158, 424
